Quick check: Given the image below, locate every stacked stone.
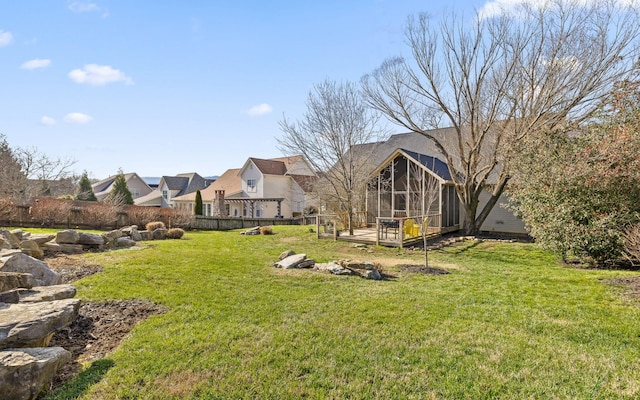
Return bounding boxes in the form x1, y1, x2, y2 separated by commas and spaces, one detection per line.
0, 231, 80, 400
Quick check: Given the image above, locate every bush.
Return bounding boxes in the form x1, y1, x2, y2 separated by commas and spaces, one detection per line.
168, 207, 194, 229
623, 223, 640, 265
81, 202, 118, 228
30, 198, 73, 227
127, 206, 162, 228
260, 226, 273, 235
146, 221, 166, 231
167, 228, 185, 239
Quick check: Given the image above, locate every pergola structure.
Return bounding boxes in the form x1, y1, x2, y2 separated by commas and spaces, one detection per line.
225, 197, 284, 218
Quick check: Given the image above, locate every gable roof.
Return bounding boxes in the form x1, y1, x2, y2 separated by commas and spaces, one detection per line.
289, 174, 317, 193
173, 168, 241, 202
92, 172, 151, 197
401, 149, 453, 181
248, 158, 288, 175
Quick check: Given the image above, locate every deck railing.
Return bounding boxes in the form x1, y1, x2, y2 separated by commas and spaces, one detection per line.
375, 213, 442, 248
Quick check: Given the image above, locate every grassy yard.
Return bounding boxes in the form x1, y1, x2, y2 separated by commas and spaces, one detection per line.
42, 226, 640, 399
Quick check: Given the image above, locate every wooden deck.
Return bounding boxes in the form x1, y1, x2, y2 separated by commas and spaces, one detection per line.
323, 227, 442, 248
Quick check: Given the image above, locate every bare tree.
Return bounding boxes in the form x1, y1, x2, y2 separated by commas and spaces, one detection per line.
0, 134, 77, 203
279, 79, 387, 235
363, 0, 640, 234
406, 162, 440, 267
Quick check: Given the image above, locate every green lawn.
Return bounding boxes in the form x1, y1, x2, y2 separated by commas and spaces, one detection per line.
43, 226, 640, 399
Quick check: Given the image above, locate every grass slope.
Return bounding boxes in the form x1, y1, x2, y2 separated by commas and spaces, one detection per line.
44, 226, 640, 399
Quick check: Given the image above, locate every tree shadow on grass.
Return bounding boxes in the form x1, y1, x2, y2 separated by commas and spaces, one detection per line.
41, 358, 114, 400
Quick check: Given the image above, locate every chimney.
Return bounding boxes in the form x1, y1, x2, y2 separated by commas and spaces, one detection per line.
214, 190, 227, 217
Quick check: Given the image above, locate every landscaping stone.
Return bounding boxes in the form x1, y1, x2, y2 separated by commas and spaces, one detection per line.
19, 285, 77, 303
28, 234, 55, 245
0, 271, 35, 292
0, 253, 61, 287
0, 347, 71, 400
315, 262, 353, 275
360, 269, 382, 280
0, 237, 10, 250
0, 289, 20, 304
0, 229, 21, 249
115, 237, 136, 248
341, 260, 376, 270
152, 228, 167, 240
297, 259, 316, 269
20, 240, 44, 260
0, 299, 81, 348
278, 250, 296, 260
55, 230, 80, 245
101, 229, 123, 243
77, 232, 105, 246
9, 229, 25, 241
139, 230, 153, 241
42, 242, 84, 254
273, 254, 307, 269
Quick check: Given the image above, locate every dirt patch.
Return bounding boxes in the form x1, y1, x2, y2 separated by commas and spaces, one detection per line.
607, 276, 640, 302
42, 254, 168, 392
397, 264, 450, 275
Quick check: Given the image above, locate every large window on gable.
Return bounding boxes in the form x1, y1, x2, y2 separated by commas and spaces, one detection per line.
247, 179, 257, 193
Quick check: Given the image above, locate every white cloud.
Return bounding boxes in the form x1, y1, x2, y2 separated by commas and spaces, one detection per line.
21, 58, 51, 70
64, 112, 93, 124
479, 0, 640, 19
0, 30, 13, 47
246, 103, 273, 116
68, 64, 133, 86
40, 116, 57, 126
68, 1, 99, 13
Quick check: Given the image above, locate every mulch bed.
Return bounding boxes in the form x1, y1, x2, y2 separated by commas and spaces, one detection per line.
43, 254, 167, 392
397, 264, 450, 275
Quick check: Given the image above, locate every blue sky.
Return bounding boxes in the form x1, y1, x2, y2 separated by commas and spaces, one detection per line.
1, 0, 494, 179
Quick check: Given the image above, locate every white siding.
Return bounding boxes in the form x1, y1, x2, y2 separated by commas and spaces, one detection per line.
477, 191, 527, 234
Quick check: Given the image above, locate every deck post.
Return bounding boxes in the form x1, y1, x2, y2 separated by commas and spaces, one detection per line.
375, 218, 380, 246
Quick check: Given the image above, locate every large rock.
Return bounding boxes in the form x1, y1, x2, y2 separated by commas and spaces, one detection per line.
19, 285, 77, 303
278, 250, 296, 260
42, 242, 84, 254
101, 229, 123, 243
152, 228, 167, 240
273, 254, 307, 269
77, 232, 105, 246
28, 234, 55, 245
20, 240, 44, 260
9, 229, 25, 241
115, 237, 136, 248
139, 230, 153, 241
0, 347, 71, 400
0, 289, 20, 304
0, 229, 21, 249
340, 260, 376, 270
0, 253, 61, 286
315, 262, 354, 275
0, 272, 35, 292
122, 226, 142, 241
55, 229, 80, 244
0, 299, 81, 348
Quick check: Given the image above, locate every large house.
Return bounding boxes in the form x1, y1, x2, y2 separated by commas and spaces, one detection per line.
172, 155, 317, 218
134, 173, 214, 208
91, 172, 153, 202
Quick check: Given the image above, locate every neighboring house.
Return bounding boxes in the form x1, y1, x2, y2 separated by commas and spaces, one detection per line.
135, 173, 214, 208
173, 155, 317, 218
364, 131, 527, 235
92, 172, 153, 202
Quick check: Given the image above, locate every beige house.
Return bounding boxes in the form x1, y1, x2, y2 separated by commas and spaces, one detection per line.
92, 172, 153, 202
173, 155, 317, 218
